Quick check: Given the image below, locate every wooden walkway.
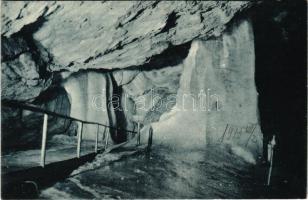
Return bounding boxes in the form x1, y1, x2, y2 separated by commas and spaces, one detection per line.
2, 144, 95, 174
2, 150, 101, 198
1, 100, 141, 198
1, 138, 145, 199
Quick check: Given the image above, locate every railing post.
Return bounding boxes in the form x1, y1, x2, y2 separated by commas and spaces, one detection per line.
147, 126, 153, 152
95, 125, 99, 153
105, 129, 109, 150
40, 114, 48, 167
77, 122, 83, 158
102, 127, 106, 146
137, 122, 140, 145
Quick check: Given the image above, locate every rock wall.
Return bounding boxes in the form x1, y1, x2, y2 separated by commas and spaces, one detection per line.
1, 37, 52, 101
1, 1, 253, 101
2, 88, 75, 152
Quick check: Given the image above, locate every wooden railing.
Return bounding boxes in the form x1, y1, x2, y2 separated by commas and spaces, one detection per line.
2, 100, 138, 167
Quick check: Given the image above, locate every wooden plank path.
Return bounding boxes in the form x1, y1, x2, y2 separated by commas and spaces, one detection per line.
1, 138, 146, 199
2, 145, 95, 174
2, 150, 101, 199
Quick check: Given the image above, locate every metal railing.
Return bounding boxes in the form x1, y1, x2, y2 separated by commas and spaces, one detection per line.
2, 100, 138, 167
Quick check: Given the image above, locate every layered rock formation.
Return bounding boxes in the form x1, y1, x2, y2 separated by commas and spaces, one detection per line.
1, 1, 253, 101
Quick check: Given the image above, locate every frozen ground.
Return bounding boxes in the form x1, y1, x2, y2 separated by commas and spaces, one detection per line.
40, 143, 265, 199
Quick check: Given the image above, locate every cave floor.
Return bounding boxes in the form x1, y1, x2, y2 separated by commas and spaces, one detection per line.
40, 144, 267, 199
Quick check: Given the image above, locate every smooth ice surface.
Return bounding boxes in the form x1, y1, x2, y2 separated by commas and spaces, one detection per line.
63, 72, 110, 140
152, 19, 262, 158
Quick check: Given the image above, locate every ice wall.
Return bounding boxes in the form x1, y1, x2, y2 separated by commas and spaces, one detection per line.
60, 19, 262, 158
62, 72, 110, 140
152, 19, 262, 158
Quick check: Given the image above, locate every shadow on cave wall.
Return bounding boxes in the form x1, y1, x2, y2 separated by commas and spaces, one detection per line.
105, 73, 128, 144
1, 87, 77, 153
251, 1, 307, 198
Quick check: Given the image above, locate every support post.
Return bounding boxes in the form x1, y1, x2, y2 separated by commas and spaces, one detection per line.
102, 127, 106, 146
105, 130, 109, 150
40, 114, 48, 167
147, 126, 153, 152
77, 122, 83, 158
137, 122, 140, 145
95, 125, 99, 153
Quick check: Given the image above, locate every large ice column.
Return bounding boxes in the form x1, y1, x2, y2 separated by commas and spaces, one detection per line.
152, 19, 262, 157
62, 72, 110, 140
202, 19, 261, 146
151, 41, 207, 149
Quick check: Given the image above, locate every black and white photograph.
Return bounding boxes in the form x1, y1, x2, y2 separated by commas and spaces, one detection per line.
1, 0, 307, 199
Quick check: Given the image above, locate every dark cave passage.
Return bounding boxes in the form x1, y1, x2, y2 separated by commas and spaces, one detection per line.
252, 1, 307, 197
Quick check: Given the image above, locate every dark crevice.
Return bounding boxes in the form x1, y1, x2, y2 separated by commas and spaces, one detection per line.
15, 3, 28, 20
116, 8, 145, 29
152, 1, 160, 9
32, 86, 66, 105
67, 62, 74, 67
95, 52, 103, 59
66, 41, 191, 75
1, 36, 29, 62
205, 6, 214, 13
83, 52, 110, 64
114, 41, 124, 51
130, 37, 138, 43
128, 41, 191, 71
125, 8, 145, 25
10, 8, 51, 80
159, 11, 179, 34
110, 74, 127, 143
106, 73, 127, 144
83, 56, 94, 64
200, 13, 205, 22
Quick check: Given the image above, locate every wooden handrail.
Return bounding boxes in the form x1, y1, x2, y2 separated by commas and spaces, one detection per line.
2, 100, 141, 168
2, 100, 137, 134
